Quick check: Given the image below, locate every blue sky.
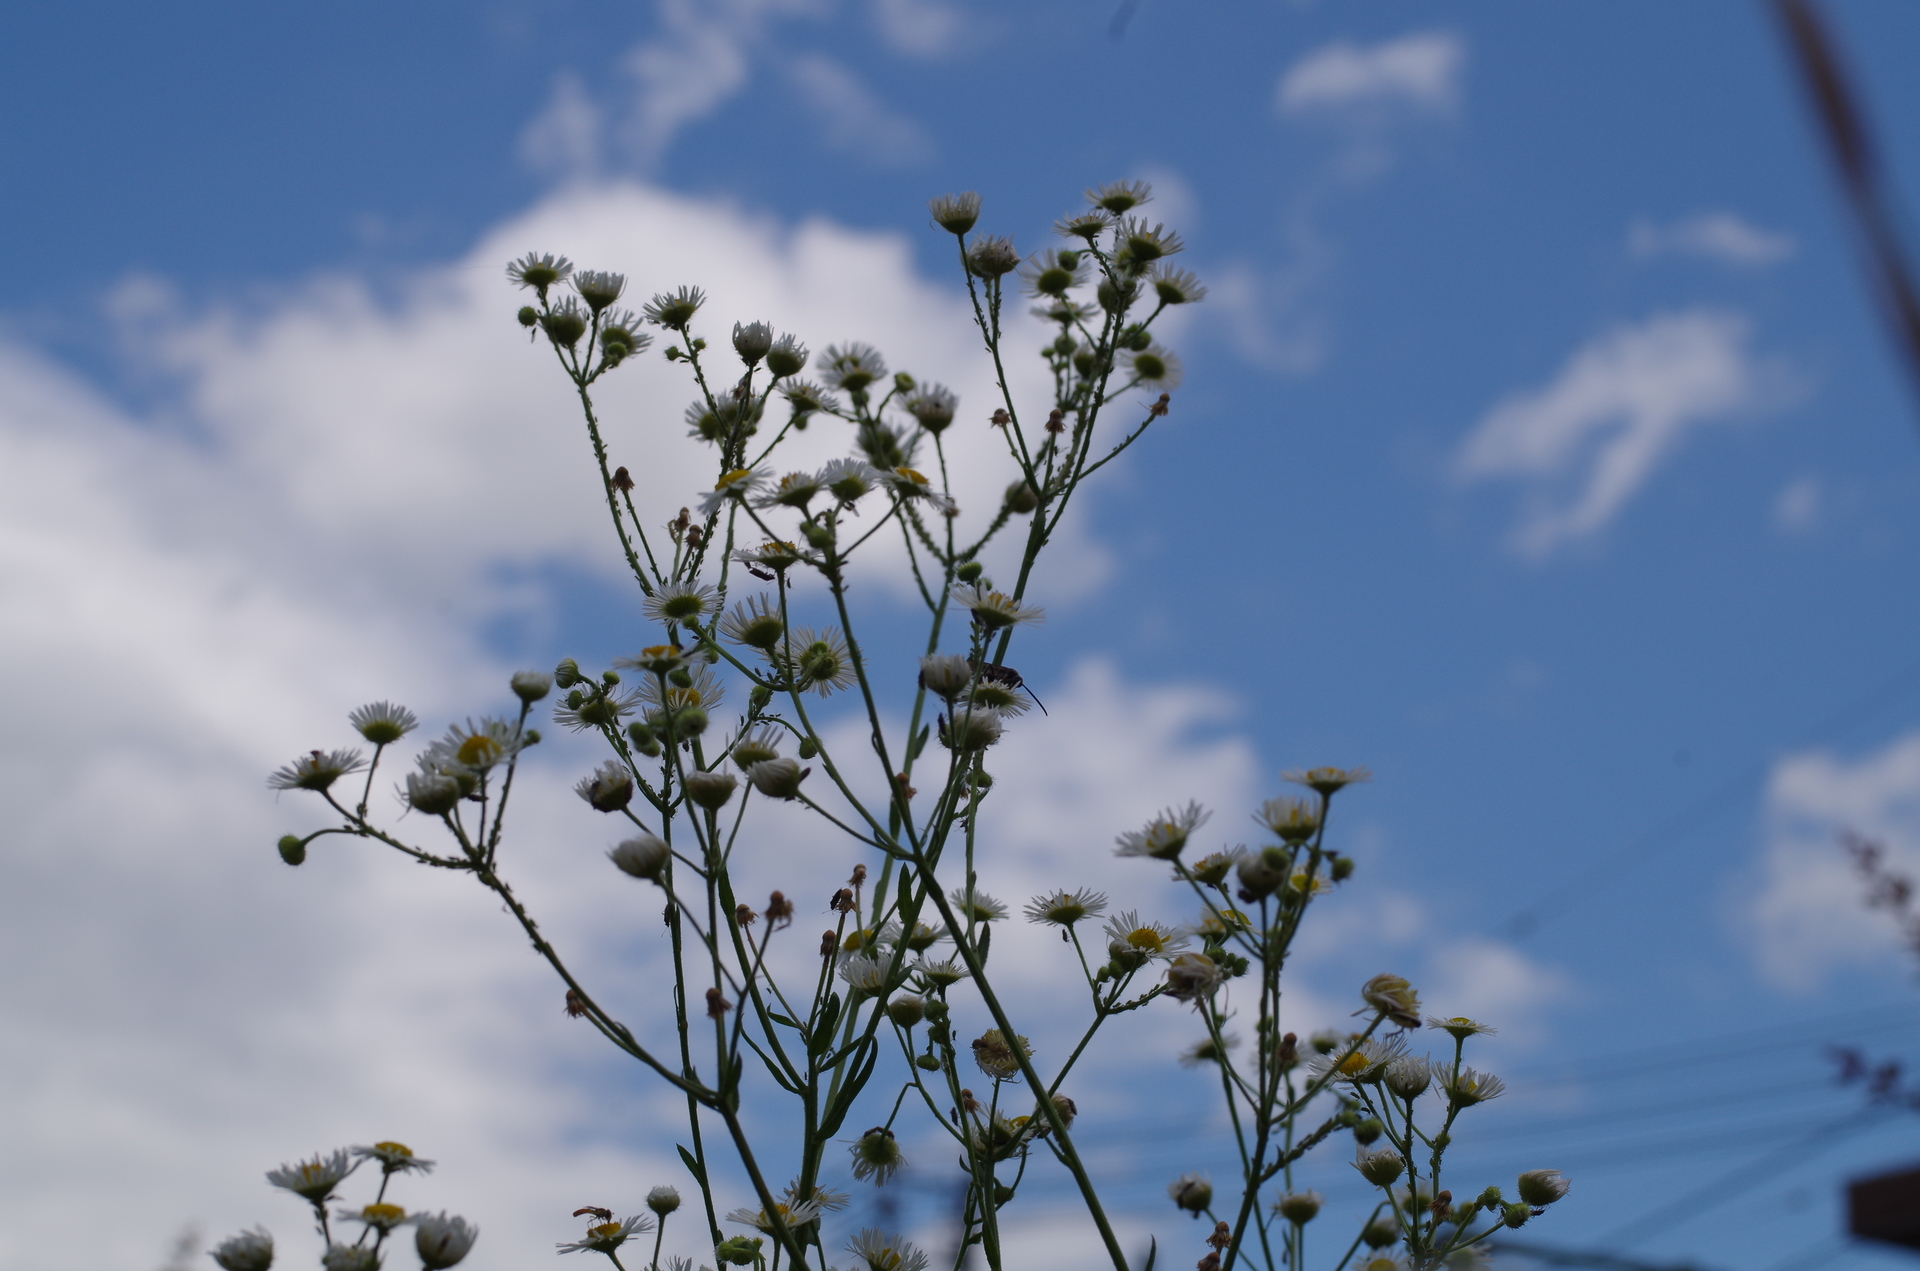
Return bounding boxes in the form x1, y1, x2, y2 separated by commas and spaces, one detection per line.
7, 3, 1920, 1270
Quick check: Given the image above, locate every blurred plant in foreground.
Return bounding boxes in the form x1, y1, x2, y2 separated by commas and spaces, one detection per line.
254, 182, 1567, 1271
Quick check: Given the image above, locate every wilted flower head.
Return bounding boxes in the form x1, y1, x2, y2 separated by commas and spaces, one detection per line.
1361, 973, 1422, 1029
939, 706, 1004, 751
850, 1127, 907, 1184
1164, 952, 1225, 1003
965, 235, 1020, 279
928, 191, 981, 235
268, 748, 366, 793
732, 320, 774, 365
728, 726, 783, 771
575, 760, 634, 812
506, 251, 572, 292
1168, 1172, 1212, 1215
848, 1228, 932, 1271
642, 286, 705, 330
1024, 887, 1108, 926
971, 1028, 1032, 1080
266, 1149, 357, 1203
410, 1213, 478, 1269
209, 1228, 275, 1271
558, 1214, 653, 1254
1115, 801, 1211, 860
349, 701, 418, 745
822, 343, 888, 392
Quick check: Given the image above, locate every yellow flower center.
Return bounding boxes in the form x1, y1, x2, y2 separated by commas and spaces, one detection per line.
362, 1204, 406, 1226
591, 1223, 623, 1239
893, 467, 929, 485
371, 1141, 411, 1156
715, 469, 752, 490
1127, 927, 1166, 953
1336, 1051, 1370, 1076
456, 734, 503, 766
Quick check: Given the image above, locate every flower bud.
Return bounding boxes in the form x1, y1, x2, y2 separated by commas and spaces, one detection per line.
765, 335, 808, 378
928, 191, 981, 236
1516, 1170, 1570, 1207
516, 306, 538, 328
1330, 855, 1355, 882
887, 995, 926, 1028
668, 706, 709, 738
1361, 1220, 1399, 1249
685, 769, 738, 810
1275, 1192, 1321, 1224
554, 658, 584, 688
1003, 481, 1039, 514
915, 1053, 943, 1071
1502, 1203, 1532, 1229
210, 1228, 276, 1271
646, 1185, 682, 1216
1352, 1117, 1384, 1145
1361, 973, 1422, 1029
918, 653, 973, 699
610, 833, 670, 882
511, 670, 553, 702
1235, 850, 1286, 900
278, 835, 307, 866
797, 737, 819, 759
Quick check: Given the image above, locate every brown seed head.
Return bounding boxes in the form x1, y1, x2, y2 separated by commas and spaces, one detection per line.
611, 466, 634, 492
990, 408, 1011, 428
850, 864, 868, 889
1207, 1220, 1232, 1250
1150, 393, 1170, 417
565, 989, 589, 1018
1045, 408, 1066, 434
820, 930, 838, 958
766, 891, 794, 927
735, 904, 758, 928
830, 888, 857, 914
705, 987, 731, 1019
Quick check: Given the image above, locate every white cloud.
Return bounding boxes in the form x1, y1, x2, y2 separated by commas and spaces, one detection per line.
1750, 732, 1920, 989
870, 0, 966, 57
784, 53, 935, 166
1629, 213, 1796, 267
519, 71, 602, 180
1456, 309, 1779, 557
1775, 473, 1823, 532
619, 0, 824, 169
1276, 31, 1464, 117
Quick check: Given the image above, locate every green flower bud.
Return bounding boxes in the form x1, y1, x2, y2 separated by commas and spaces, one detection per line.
887, 995, 926, 1028
277, 835, 306, 866
670, 706, 709, 738
517, 306, 539, 328
1002, 481, 1039, 515
1502, 1203, 1532, 1229
915, 1053, 943, 1071
554, 658, 584, 688
956, 561, 984, 583
1353, 1117, 1384, 1146
1330, 855, 1355, 882
797, 737, 819, 759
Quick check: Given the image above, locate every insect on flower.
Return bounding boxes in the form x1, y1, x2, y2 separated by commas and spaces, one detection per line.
968, 660, 1047, 715
572, 1207, 614, 1223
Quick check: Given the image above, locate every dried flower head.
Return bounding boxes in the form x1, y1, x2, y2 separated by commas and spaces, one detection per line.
1361, 973, 1423, 1029
971, 1029, 1032, 1080
850, 1127, 907, 1184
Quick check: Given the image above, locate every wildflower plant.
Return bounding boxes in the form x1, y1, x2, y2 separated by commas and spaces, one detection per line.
214, 1142, 478, 1270
267, 183, 1566, 1271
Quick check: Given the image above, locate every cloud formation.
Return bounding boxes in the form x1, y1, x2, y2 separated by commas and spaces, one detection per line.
785, 53, 935, 165
1751, 732, 1920, 990
1629, 213, 1796, 267
1456, 309, 1778, 557
1277, 31, 1465, 117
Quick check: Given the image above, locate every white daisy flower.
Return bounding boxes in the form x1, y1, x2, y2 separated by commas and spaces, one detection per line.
348, 701, 418, 745
643, 581, 718, 626
848, 1228, 932, 1271
949, 582, 1044, 630
1101, 910, 1189, 960
267, 748, 366, 793
266, 1149, 357, 1202
697, 467, 768, 517
209, 1228, 274, 1271
557, 1214, 653, 1254
1114, 801, 1211, 860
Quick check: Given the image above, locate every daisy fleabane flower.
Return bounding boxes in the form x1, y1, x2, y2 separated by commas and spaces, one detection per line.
266, 1148, 357, 1202
209, 1228, 274, 1271
1102, 910, 1188, 960
409, 1213, 478, 1270
948, 886, 1007, 923
1024, 887, 1108, 927
950, 582, 1044, 630
352, 1140, 434, 1174
557, 1214, 652, 1254
724, 1198, 824, 1234
848, 1228, 933, 1271
348, 701, 418, 745
1115, 801, 1211, 860
697, 467, 767, 516
642, 581, 717, 625
267, 749, 366, 793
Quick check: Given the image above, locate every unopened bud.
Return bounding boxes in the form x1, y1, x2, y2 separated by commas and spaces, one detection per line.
888, 996, 926, 1028
511, 670, 553, 702
1167, 1173, 1212, 1215
277, 835, 306, 866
